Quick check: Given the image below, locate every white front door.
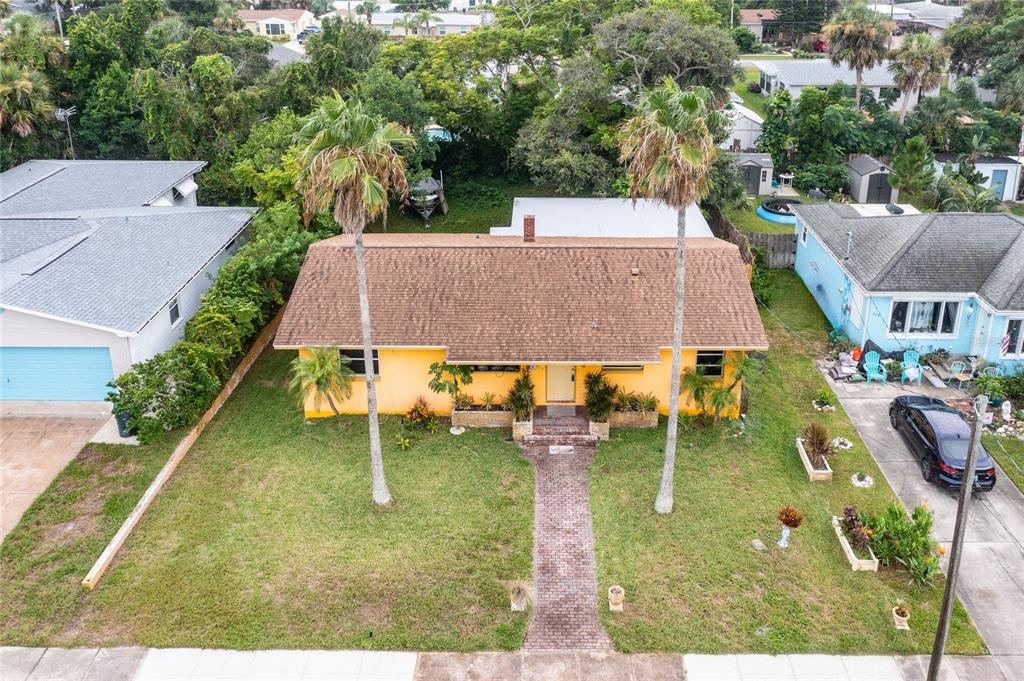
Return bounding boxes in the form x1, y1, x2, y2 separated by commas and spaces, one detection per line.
971, 309, 991, 357
546, 365, 575, 402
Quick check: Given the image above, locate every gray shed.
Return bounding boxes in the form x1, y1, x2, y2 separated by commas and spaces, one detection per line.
846, 155, 898, 204
734, 152, 774, 196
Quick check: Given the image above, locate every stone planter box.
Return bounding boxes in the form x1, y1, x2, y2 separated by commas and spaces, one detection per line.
609, 411, 659, 428
796, 437, 833, 481
831, 516, 879, 572
589, 421, 609, 440
451, 410, 514, 428
512, 419, 533, 443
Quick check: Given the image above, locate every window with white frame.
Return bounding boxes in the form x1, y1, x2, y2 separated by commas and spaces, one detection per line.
169, 298, 180, 326
696, 351, 725, 378
800, 223, 807, 244
339, 349, 380, 376
888, 300, 960, 336
1004, 319, 1023, 357
266, 22, 285, 35
760, 169, 768, 183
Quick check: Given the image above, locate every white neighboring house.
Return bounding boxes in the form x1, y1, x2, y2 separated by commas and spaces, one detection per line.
933, 154, 1023, 202
721, 98, 763, 152
238, 8, 316, 39
362, 11, 488, 37
491, 198, 713, 238
752, 59, 934, 112
0, 161, 255, 407
738, 8, 779, 42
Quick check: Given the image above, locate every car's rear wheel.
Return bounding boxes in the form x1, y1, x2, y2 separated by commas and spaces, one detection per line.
921, 458, 935, 482
889, 409, 897, 429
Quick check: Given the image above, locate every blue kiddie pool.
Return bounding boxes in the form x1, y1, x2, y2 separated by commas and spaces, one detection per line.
756, 198, 803, 225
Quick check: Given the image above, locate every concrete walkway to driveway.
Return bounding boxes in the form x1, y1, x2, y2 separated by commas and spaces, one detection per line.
0, 415, 107, 541
821, 366, 1024, 657
4, 648, 1021, 681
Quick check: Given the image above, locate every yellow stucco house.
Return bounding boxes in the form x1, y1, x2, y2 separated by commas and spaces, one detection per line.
274, 233, 768, 419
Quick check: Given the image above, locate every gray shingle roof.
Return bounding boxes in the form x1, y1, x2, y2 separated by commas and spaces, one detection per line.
847, 155, 888, 175
933, 153, 1019, 166
0, 207, 253, 332
734, 152, 773, 168
753, 59, 898, 88
793, 203, 1024, 311
0, 160, 206, 215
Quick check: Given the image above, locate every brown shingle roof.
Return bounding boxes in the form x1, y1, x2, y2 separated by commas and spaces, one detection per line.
275, 234, 769, 362
739, 8, 779, 24
238, 8, 310, 22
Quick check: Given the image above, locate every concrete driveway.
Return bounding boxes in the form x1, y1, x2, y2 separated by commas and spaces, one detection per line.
0, 416, 107, 541
822, 368, 1024, 666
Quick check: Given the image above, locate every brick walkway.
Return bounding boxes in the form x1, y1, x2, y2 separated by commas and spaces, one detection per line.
520, 413, 612, 651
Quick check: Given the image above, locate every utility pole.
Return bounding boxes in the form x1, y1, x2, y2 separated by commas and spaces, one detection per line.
53, 0, 64, 39
730, 0, 734, 30
926, 394, 988, 681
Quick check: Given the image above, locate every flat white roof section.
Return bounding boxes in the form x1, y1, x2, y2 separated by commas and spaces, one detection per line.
496, 198, 713, 238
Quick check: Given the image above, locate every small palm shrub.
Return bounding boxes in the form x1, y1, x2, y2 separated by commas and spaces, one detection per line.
862, 502, 940, 584
506, 370, 536, 422
803, 422, 836, 469
453, 392, 474, 410
481, 392, 500, 411
814, 387, 837, 407
584, 371, 617, 422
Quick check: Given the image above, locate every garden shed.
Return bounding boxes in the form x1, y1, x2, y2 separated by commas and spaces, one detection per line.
734, 153, 774, 197
847, 155, 898, 204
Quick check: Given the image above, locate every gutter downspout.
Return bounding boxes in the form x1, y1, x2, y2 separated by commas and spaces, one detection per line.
860, 292, 871, 349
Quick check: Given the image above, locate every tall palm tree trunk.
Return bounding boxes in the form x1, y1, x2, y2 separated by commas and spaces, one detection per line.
655, 208, 686, 515
898, 83, 913, 124
855, 69, 863, 111
353, 228, 392, 506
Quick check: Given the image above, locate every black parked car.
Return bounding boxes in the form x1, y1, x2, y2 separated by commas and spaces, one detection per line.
889, 396, 996, 491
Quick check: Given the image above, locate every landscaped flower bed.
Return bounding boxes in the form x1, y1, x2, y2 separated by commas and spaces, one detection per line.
832, 509, 879, 572
609, 410, 659, 428
451, 409, 514, 428
796, 422, 835, 481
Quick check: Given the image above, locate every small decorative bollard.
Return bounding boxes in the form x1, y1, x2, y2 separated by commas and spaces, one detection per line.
510, 584, 529, 612
608, 585, 625, 612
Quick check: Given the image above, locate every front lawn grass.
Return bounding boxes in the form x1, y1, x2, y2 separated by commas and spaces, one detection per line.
590, 272, 986, 654
732, 66, 766, 118
723, 198, 795, 235
0, 350, 533, 650
982, 434, 1024, 494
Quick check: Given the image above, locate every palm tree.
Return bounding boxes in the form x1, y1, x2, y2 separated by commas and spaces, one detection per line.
996, 70, 1024, 162
294, 93, 414, 506
0, 63, 53, 155
822, 3, 892, 111
355, 0, 380, 26
888, 34, 950, 124
618, 78, 723, 515
212, 1, 243, 32
289, 347, 354, 416
0, 12, 65, 70
392, 15, 415, 36
412, 9, 441, 36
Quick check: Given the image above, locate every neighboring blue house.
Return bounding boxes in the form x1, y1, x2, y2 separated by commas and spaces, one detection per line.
792, 203, 1024, 375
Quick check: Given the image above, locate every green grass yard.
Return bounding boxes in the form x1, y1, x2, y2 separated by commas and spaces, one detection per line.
590, 273, 985, 654
983, 434, 1024, 494
0, 351, 533, 650
732, 66, 767, 118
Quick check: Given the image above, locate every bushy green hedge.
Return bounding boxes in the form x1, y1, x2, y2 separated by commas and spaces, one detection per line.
108, 203, 319, 442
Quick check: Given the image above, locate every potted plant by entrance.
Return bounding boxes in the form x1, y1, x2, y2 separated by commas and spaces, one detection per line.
507, 370, 536, 442
608, 585, 625, 612
796, 422, 835, 481
584, 371, 616, 440
776, 505, 803, 548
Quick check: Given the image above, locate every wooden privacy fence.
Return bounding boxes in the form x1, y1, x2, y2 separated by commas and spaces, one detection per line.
743, 231, 797, 269
82, 308, 285, 590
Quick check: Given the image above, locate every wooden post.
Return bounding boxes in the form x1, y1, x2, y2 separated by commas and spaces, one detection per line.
81, 309, 285, 590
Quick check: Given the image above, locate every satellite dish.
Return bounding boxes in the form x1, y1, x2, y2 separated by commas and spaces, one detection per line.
807, 188, 827, 199
885, 203, 904, 215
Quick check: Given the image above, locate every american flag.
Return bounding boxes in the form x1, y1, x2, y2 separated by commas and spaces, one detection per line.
1002, 333, 1012, 356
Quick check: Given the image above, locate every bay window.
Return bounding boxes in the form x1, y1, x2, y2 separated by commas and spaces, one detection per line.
888, 300, 960, 336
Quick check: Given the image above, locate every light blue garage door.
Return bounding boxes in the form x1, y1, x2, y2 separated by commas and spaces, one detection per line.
0, 347, 115, 401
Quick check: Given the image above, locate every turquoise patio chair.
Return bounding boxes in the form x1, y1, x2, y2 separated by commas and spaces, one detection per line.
864, 351, 887, 384
982, 366, 1001, 377
948, 360, 971, 390
901, 350, 922, 385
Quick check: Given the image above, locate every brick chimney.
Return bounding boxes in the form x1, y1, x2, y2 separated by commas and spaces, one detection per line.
523, 214, 535, 242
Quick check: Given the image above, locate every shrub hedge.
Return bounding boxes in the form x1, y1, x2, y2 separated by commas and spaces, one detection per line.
108, 203, 320, 442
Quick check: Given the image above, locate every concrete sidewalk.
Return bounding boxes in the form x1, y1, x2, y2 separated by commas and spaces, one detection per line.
4, 648, 1021, 681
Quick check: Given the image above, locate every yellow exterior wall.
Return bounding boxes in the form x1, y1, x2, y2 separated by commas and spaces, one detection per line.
298, 348, 746, 420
